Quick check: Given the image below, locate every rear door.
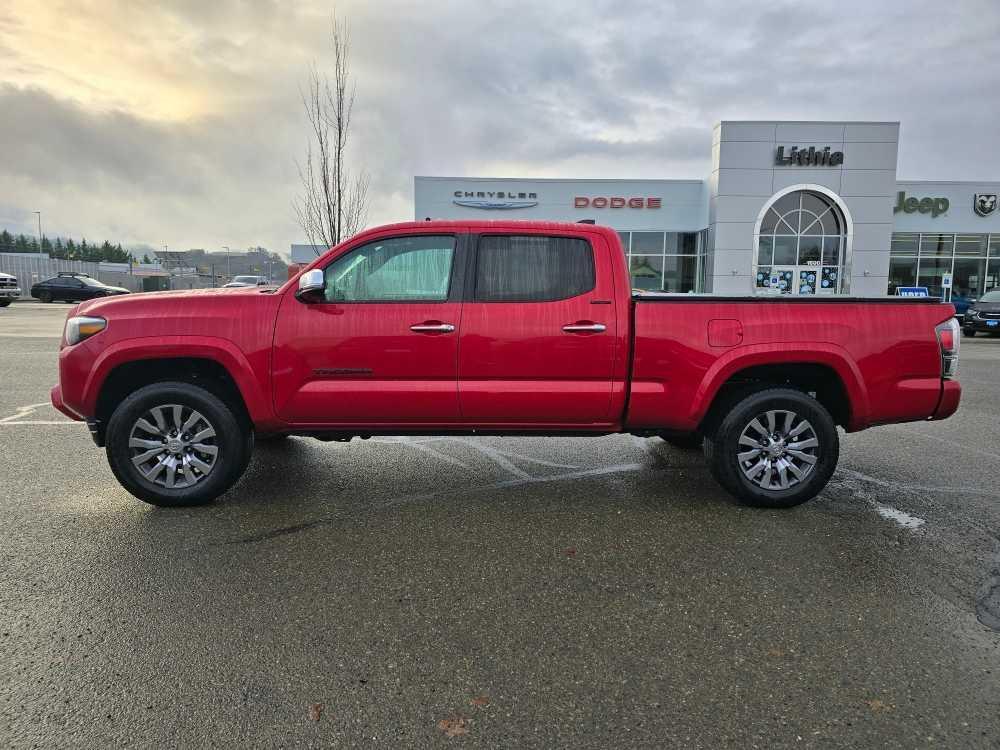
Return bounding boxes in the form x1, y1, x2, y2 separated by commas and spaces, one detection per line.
457, 231, 618, 425
272, 232, 467, 425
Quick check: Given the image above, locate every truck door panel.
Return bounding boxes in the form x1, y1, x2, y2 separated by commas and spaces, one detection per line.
458, 232, 617, 424
272, 233, 466, 424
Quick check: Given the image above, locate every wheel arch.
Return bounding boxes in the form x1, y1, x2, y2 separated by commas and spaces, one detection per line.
693, 346, 868, 435
87, 337, 276, 435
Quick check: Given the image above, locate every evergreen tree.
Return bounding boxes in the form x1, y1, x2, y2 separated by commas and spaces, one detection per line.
14, 234, 29, 252
65, 238, 78, 260
41, 236, 52, 255
0, 229, 12, 253
142, 254, 152, 264
52, 238, 65, 260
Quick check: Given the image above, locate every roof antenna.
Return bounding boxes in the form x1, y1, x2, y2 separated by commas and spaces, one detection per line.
577, 219, 596, 224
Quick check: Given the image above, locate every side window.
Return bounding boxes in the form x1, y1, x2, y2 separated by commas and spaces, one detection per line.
475, 235, 595, 302
323, 235, 455, 302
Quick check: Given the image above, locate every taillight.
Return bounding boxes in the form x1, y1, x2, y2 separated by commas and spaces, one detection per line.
935, 318, 960, 379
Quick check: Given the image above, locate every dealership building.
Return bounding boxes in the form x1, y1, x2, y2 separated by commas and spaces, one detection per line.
414, 120, 1000, 299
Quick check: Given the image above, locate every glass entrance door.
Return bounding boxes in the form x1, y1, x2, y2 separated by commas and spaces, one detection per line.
766, 265, 835, 295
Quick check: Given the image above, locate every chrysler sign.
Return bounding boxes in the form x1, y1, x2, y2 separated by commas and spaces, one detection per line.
453, 190, 538, 210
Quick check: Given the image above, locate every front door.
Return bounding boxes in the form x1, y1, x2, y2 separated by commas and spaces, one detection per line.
272, 233, 466, 425
769, 266, 830, 295
457, 231, 618, 425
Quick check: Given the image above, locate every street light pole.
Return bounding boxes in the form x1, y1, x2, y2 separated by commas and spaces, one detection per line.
222, 246, 231, 278
32, 211, 42, 255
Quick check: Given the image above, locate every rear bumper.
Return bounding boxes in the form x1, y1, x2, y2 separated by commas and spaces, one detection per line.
931, 380, 961, 421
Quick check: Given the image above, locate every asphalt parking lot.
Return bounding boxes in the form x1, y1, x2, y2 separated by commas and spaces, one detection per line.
1, 301, 999, 748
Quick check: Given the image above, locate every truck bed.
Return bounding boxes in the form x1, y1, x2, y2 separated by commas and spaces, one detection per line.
627, 294, 956, 433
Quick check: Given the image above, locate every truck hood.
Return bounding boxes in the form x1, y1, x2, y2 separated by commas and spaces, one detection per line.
76, 285, 274, 316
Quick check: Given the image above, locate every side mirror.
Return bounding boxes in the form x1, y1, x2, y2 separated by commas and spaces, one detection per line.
295, 268, 325, 303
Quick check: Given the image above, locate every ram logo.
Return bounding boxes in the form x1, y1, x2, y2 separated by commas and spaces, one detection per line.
974, 193, 997, 217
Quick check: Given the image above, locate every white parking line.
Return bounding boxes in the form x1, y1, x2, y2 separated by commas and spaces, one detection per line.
872, 502, 926, 530
0, 421, 76, 425
0, 402, 56, 423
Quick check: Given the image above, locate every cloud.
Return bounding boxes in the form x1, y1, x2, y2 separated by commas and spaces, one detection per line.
1, 0, 999, 253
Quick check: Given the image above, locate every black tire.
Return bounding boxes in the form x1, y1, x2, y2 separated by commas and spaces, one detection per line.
704, 387, 838, 508
962, 328, 976, 338
659, 433, 703, 450
0, 300, 11, 307
105, 381, 253, 507
39, 291, 52, 303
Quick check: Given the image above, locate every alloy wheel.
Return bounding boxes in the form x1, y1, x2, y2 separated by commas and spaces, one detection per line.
127, 404, 219, 489
736, 409, 819, 491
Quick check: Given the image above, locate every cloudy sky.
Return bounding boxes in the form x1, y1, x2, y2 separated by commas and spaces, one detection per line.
2, 0, 999, 256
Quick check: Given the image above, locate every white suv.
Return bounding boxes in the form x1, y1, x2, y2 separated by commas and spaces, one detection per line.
0, 272, 21, 307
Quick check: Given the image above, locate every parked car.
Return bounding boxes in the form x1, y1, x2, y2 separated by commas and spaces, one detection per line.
951, 292, 977, 319
30, 273, 129, 303
0, 272, 21, 307
51, 221, 961, 509
223, 275, 268, 288
962, 289, 1000, 336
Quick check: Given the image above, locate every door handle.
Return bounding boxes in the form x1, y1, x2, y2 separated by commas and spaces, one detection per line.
562, 322, 606, 333
410, 322, 455, 333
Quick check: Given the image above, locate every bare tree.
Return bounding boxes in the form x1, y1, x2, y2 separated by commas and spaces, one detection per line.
295, 14, 370, 255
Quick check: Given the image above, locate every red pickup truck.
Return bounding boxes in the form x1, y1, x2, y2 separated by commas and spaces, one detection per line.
51, 221, 961, 509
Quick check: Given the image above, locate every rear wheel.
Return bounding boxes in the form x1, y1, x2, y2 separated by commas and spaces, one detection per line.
105, 381, 253, 507
704, 387, 838, 508
0, 300, 11, 307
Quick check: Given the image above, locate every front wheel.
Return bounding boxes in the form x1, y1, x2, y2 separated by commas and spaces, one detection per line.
38, 291, 52, 303
962, 328, 976, 338
704, 387, 838, 508
105, 381, 253, 506
0, 300, 11, 307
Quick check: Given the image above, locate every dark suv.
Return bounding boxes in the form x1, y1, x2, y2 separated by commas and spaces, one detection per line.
963, 290, 1000, 336
30, 273, 130, 303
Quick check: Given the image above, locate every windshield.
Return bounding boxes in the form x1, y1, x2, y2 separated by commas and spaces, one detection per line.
980, 290, 1000, 302
78, 277, 106, 287
232, 276, 259, 284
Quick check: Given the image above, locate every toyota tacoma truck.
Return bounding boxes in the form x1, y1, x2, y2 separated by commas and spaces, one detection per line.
50, 221, 962, 509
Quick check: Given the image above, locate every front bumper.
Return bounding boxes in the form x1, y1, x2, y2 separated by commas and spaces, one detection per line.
50, 384, 83, 421
963, 316, 1000, 332
0, 288, 21, 299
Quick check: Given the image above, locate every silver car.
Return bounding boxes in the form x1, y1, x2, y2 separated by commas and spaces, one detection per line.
0, 272, 21, 307
223, 275, 268, 288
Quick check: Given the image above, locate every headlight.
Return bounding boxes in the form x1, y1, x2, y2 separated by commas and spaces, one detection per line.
65, 316, 107, 345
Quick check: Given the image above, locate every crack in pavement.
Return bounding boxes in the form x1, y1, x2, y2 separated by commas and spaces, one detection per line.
975, 549, 1000, 632
223, 462, 645, 545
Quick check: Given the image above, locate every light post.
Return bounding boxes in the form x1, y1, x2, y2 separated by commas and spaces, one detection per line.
222, 246, 231, 279
32, 211, 42, 255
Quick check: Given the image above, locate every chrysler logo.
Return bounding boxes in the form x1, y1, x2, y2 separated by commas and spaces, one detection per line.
453, 190, 538, 210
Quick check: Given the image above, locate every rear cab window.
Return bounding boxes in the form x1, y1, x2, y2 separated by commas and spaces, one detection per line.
474, 235, 595, 301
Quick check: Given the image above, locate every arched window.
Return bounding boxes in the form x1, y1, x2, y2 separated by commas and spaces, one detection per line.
755, 190, 847, 295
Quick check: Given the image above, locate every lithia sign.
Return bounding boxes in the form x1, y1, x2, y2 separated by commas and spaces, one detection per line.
775, 146, 844, 167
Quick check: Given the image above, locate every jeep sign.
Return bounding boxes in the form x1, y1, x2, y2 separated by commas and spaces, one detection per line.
893, 191, 949, 218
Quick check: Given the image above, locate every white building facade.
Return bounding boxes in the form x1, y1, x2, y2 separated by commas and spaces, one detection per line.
414, 121, 1000, 300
